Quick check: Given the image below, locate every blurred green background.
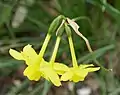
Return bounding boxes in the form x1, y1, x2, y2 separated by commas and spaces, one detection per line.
0, 0, 120, 95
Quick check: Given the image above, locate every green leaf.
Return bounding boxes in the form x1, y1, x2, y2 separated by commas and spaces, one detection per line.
0, 3, 12, 27
78, 44, 115, 63
41, 80, 52, 95
6, 79, 30, 95
114, 0, 120, 11
87, 0, 120, 24
48, 15, 64, 34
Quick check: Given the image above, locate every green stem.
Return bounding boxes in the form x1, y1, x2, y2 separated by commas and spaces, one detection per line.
38, 34, 51, 58
68, 36, 78, 67
50, 36, 61, 65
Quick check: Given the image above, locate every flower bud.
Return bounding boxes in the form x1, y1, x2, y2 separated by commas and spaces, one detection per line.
48, 15, 63, 34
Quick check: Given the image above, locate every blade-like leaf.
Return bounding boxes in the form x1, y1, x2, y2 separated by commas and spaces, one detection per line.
78, 44, 115, 63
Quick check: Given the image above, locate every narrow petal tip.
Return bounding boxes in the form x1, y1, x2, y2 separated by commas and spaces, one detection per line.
9, 48, 24, 60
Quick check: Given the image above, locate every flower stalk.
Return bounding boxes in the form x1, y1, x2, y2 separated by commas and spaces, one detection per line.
38, 34, 51, 59
50, 36, 61, 64
68, 36, 78, 68
50, 20, 65, 64
65, 23, 78, 67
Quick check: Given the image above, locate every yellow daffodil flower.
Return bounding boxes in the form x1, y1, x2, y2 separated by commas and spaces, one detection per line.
9, 44, 46, 81
61, 64, 100, 82
61, 25, 100, 82
40, 36, 69, 86
9, 34, 51, 81
38, 20, 69, 86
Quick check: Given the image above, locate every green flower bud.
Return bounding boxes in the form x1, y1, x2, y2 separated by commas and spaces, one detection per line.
65, 23, 71, 37
48, 15, 63, 34
57, 26, 64, 37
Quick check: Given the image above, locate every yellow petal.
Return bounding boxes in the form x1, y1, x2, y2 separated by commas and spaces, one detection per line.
22, 44, 39, 65
71, 74, 85, 82
9, 49, 24, 60
61, 71, 73, 81
42, 68, 61, 86
21, 52, 30, 65
54, 63, 69, 75
23, 65, 41, 81
23, 44, 38, 58
23, 66, 33, 76
79, 64, 94, 69
56, 71, 65, 75
74, 69, 88, 79
85, 67, 100, 72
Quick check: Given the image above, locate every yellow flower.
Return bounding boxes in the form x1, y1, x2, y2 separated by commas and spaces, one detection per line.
9, 34, 51, 81
38, 22, 68, 86
40, 36, 69, 86
61, 64, 100, 82
62, 25, 100, 82
9, 44, 45, 81
40, 61, 69, 86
